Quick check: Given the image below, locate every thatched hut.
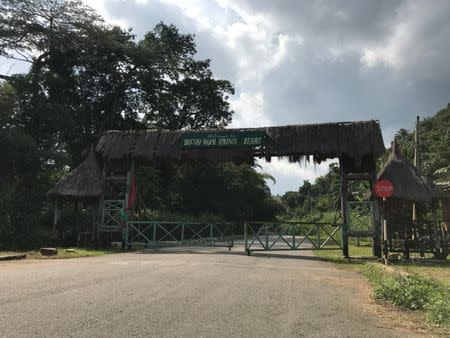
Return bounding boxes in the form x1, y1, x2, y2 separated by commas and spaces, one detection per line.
433, 182, 450, 257
376, 140, 444, 257
377, 140, 434, 202
434, 182, 450, 217
47, 146, 102, 241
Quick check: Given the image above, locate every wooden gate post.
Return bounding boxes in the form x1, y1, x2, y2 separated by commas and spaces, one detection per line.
370, 166, 382, 257
91, 200, 99, 241
52, 199, 60, 239
340, 159, 349, 258
123, 158, 134, 249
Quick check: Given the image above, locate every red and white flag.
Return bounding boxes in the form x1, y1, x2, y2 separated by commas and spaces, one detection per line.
127, 176, 136, 210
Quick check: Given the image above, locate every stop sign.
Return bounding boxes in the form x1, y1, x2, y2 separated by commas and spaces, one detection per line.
374, 179, 394, 198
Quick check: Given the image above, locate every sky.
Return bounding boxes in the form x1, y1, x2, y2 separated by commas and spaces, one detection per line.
2, 0, 450, 195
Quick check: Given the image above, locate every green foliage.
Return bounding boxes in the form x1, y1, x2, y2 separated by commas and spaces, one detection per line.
426, 292, 450, 326
137, 162, 282, 221
0, 182, 49, 250
280, 163, 340, 221
374, 273, 437, 310
1, 1, 234, 163
137, 23, 234, 130
389, 105, 450, 181
363, 265, 450, 327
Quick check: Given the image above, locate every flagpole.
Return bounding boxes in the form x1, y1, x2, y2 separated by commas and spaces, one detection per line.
383, 197, 388, 265
123, 158, 135, 249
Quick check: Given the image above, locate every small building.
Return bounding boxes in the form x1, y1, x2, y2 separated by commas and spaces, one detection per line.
376, 140, 447, 258
47, 147, 102, 242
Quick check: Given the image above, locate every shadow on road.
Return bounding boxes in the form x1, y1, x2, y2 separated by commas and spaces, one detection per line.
125, 246, 371, 264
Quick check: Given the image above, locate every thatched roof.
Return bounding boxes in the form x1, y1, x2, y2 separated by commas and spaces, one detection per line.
47, 147, 102, 201
95, 120, 385, 169
377, 140, 434, 202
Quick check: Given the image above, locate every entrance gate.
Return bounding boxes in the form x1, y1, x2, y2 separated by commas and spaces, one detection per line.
95, 121, 386, 257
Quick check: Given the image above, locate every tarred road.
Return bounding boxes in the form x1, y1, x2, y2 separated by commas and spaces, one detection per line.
0, 247, 427, 337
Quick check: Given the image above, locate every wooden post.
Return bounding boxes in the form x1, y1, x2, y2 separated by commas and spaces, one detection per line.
52, 199, 60, 239
412, 116, 419, 222
244, 222, 249, 256
339, 158, 349, 258
431, 201, 441, 258
96, 160, 108, 244
123, 158, 134, 249
73, 201, 79, 240
382, 197, 389, 265
124, 158, 135, 209
370, 166, 382, 257
91, 200, 99, 241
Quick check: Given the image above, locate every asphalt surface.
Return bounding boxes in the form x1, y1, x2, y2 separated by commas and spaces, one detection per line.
0, 246, 427, 338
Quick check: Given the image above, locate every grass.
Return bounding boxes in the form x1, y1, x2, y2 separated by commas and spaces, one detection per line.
314, 241, 450, 330
313, 239, 374, 270
30, 247, 121, 259
314, 240, 450, 284
0, 248, 121, 259
0, 251, 26, 257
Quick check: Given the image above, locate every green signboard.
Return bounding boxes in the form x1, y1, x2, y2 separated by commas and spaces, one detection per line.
181, 130, 266, 148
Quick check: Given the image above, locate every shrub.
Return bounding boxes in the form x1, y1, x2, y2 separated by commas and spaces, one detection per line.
363, 265, 450, 327
374, 273, 438, 310
425, 291, 450, 326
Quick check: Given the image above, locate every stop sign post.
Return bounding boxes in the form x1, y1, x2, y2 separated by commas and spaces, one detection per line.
374, 179, 394, 265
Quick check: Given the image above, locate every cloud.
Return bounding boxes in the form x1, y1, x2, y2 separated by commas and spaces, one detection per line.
230, 91, 271, 128
257, 158, 334, 195
4, 0, 450, 194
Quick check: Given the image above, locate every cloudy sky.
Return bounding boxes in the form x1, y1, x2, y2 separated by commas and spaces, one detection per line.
3, 0, 450, 195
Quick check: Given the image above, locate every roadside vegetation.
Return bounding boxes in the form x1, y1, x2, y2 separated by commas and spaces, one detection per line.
0, 251, 23, 257
364, 264, 450, 328
30, 248, 119, 259
314, 242, 450, 330
1, 248, 119, 260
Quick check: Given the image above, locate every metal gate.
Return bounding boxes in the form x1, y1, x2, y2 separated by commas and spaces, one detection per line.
347, 201, 374, 246
126, 221, 235, 249
244, 221, 343, 255
100, 200, 125, 230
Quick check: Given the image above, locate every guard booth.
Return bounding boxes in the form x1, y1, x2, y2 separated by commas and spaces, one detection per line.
374, 140, 448, 259
47, 147, 102, 245
49, 120, 386, 257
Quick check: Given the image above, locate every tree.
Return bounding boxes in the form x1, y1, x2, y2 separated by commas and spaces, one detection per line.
1, 1, 234, 162
0, 0, 104, 165
279, 163, 341, 221
0, 0, 101, 64
136, 23, 234, 130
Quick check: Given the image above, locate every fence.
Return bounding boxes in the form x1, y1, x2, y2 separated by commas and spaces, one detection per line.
244, 221, 343, 255
126, 221, 235, 249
